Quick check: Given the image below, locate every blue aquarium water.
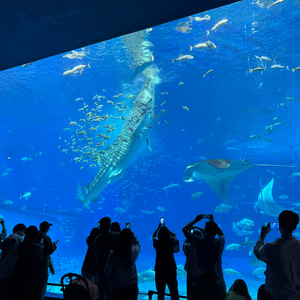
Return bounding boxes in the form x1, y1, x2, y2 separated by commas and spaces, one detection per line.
1, 0, 300, 298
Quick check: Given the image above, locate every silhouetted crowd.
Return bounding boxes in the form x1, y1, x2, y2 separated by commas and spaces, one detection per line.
0, 221, 58, 300
0, 209, 300, 300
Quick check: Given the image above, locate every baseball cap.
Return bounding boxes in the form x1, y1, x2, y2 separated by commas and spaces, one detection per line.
40, 221, 53, 229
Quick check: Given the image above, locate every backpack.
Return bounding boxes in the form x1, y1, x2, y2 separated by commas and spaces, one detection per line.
173, 238, 180, 253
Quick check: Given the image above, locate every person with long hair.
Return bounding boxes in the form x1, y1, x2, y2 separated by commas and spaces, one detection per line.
226, 279, 252, 300
153, 223, 179, 300
9, 225, 43, 300
104, 228, 140, 300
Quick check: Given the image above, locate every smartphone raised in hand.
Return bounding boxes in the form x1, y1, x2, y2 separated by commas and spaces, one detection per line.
160, 218, 165, 225
126, 223, 131, 229
202, 214, 211, 219
269, 222, 279, 230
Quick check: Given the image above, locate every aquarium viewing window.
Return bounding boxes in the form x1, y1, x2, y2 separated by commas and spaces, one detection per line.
0, 0, 300, 298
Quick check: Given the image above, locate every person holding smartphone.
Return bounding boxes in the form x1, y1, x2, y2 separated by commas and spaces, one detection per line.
152, 219, 179, 300
254, 210, 300, 300
183, 226, 205, 300
182, 214, 226, 300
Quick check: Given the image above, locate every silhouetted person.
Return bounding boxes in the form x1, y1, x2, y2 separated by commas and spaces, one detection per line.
105, 228, 140, 300
0, 217, 7, 251
82, 220, 102, 282
92, 216, 119, 300
111, 222, 121, 233
37, 221, 58, 300
0, 223, 26, 300
226, 279, 252, 300
152, 223, 179, 300
257, 284, 274, 300
183, 227, 205, 300
254, 210, 300, 300
9, 225, 43, 300
182, 214, 226, 300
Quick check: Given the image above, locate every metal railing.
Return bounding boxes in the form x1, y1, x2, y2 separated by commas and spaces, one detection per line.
47, 283, 188, 299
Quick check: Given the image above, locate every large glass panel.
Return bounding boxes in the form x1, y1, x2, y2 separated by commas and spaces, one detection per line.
1, 0, 300, 298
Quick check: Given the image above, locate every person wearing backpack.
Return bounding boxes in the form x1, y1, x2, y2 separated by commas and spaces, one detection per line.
152, 221, 179, 300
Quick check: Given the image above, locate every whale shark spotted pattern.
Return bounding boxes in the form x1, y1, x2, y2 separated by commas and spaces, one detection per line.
77, 77, 156, 211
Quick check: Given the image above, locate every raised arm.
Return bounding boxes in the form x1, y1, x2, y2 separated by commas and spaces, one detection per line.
152, 223, 162, 240
182, 214, 203, 237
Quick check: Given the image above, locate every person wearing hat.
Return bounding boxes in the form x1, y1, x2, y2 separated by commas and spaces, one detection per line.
37, 221, 59, 300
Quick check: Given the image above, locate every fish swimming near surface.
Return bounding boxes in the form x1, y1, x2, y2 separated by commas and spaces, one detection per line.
183, 159, 252, 203
77, 77, 158, 211
206, 19, 228, 35
254, 178, 288, 218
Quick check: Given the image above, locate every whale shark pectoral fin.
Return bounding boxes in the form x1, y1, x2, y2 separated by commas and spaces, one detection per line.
145, 137, 152, 152
84, 203, 92, 212
110, 168, 123, 180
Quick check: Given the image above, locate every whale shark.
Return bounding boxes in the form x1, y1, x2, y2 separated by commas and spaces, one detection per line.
129, 58, 154, 82
254, 177, 288, 218
77, 77, 157, 211
183, 159, 252, 203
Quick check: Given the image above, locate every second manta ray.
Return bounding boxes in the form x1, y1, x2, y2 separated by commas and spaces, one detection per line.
183, 159, 252, 203
254, 178, 288, 218
77, 77, 157, 211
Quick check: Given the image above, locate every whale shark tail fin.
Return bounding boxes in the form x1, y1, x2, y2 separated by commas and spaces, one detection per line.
77, 181, 84, 204
77, 181, 92, 212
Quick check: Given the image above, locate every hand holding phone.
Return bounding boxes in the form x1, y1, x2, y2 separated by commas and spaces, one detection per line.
269, 222, 279, 230
160, 218, 165, 225
126, 223, 131, 229
202, 214, 211, 219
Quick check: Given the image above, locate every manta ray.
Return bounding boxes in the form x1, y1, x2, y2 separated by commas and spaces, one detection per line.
77, 77, 157, 211
254, 178, 288, 218
183, 159, 252, 203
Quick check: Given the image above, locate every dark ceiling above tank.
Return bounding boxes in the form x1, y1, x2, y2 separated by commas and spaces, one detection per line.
0, 0, 239, 72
